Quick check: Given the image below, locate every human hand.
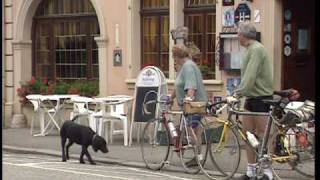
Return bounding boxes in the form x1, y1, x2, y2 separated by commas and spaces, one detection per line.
226, 96, 239, 104
162, 95, 173, 105
183, 96, 194, 103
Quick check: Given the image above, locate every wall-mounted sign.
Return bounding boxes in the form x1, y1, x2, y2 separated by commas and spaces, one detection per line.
284, 34, 291, 44
223, 0, 234, 6
235, 3, 251, 24
113, 49, 122, 66
253, 10, 261, 23
284, 45, 292, 56
284, 23, 292, 32
284, 9, 292, 21
222, 8, 235, 27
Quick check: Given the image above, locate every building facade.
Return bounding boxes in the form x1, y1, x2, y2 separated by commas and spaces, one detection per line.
3, 0, 315, 127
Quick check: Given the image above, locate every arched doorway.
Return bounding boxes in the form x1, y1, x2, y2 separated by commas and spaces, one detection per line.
32, 0, 100, 82
9, 0, 108, 124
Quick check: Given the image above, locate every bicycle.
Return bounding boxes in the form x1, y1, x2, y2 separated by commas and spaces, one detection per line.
139, 91, 209, 174
199, 89, 315, 180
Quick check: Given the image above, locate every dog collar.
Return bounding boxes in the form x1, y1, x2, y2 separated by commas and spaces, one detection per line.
92, 134, 97, 143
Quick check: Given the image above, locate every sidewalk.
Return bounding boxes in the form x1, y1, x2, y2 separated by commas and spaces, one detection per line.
2, 128, 310, 179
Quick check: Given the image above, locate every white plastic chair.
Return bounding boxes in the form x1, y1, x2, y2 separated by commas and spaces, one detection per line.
69, 96, 94, 128
27, 94, 60, 136
27, 94, 43, 135
90, 95, 133, 146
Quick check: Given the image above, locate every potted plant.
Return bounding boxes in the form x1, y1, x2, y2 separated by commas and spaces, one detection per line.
17, 77, 99, 104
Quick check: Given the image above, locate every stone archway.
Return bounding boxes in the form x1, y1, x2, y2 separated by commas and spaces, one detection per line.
9, 0, 108, 126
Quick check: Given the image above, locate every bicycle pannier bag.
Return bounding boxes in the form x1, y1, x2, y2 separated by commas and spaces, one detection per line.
280, 100, 315, 125
183, 101, 207, 114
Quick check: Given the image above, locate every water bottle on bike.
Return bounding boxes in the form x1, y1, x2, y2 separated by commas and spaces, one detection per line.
246, 131, 260, 148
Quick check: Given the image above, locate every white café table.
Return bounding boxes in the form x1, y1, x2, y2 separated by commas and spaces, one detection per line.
26, 94, 79, 136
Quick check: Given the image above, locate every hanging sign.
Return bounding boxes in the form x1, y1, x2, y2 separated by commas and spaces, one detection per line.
222, 8, 235, 27
223, 0, 234, 6
253, 10, 261, 23
283, 9, 292, 57
284, 45, 292, 57
284, 34, 291, 44
284, 23, 292, 32
234, 3, 251, 24
113, 49, 122, 66
284, 9, 292, 21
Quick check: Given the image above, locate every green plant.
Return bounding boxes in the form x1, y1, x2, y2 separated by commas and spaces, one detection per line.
199, 61, 215, 80
17, 77, 99, 104
53, 81, 70, 94
70, 80, 99, 97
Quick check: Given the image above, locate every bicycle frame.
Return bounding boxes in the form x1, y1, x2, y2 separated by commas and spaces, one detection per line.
216, 103, 300, 164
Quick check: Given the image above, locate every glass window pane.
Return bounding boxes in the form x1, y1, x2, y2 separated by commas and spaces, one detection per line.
36, 0, 95, 16
207, 34, 215, 52
34, 12, 99, 81
185, 10, 216, 79
142, 0, 169, 9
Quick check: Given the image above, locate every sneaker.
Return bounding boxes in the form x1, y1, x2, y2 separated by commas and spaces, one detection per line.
258, 174, 272, 180
233, 174, 257, 180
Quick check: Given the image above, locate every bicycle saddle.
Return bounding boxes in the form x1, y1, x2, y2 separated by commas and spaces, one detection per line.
262, 99, 280, 106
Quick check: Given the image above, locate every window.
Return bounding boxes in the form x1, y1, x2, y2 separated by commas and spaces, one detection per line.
184, 0, 216, 79
33, 0, 100, 82
140, 0, 169, 77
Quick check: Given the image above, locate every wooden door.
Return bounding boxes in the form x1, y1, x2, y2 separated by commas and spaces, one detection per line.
282, 0, 315, 101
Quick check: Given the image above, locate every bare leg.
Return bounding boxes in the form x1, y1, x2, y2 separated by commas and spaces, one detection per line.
255, 116, 268, 140
187, 126, 203, 155
242, 115, 257, 164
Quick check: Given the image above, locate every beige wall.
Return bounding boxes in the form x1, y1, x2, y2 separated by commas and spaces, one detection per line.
219, 0, 283, 99
4, 0, 283, 125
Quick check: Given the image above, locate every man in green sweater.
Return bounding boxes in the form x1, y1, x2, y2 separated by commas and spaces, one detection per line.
230, 21, 274, 180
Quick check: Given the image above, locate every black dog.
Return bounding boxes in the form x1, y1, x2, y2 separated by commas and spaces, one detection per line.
60, 116, 108, 165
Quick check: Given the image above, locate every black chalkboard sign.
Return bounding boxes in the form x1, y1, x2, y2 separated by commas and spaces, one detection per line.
133, 86, 159, 122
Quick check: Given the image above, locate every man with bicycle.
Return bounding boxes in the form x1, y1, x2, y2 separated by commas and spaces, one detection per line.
227, 21, 274, 180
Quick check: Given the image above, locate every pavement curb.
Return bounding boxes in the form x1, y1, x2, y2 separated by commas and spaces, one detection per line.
3, 145, 146, 169
3, 144, 224, 175
2, 145, 190, 174
3, 145, 304, 179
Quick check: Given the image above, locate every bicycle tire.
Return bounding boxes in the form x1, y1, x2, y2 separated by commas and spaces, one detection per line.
267, 127, 315, 179
207, 124, 241, 179
140, 118, 171, 171
179, 117, 208, 174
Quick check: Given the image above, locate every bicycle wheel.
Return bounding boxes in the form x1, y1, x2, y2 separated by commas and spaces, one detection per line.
179, 117, 208, 174
267, 126, 315, 179
140, 118, 171, 170
207, 122, 241, 179
290, 128, 315, 178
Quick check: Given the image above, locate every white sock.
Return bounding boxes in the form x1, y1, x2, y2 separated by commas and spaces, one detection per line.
246, 163, 257, 177
263, 167, 273, 180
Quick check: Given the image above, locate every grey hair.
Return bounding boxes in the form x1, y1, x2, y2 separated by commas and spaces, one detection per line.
238, 21, 256, 39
